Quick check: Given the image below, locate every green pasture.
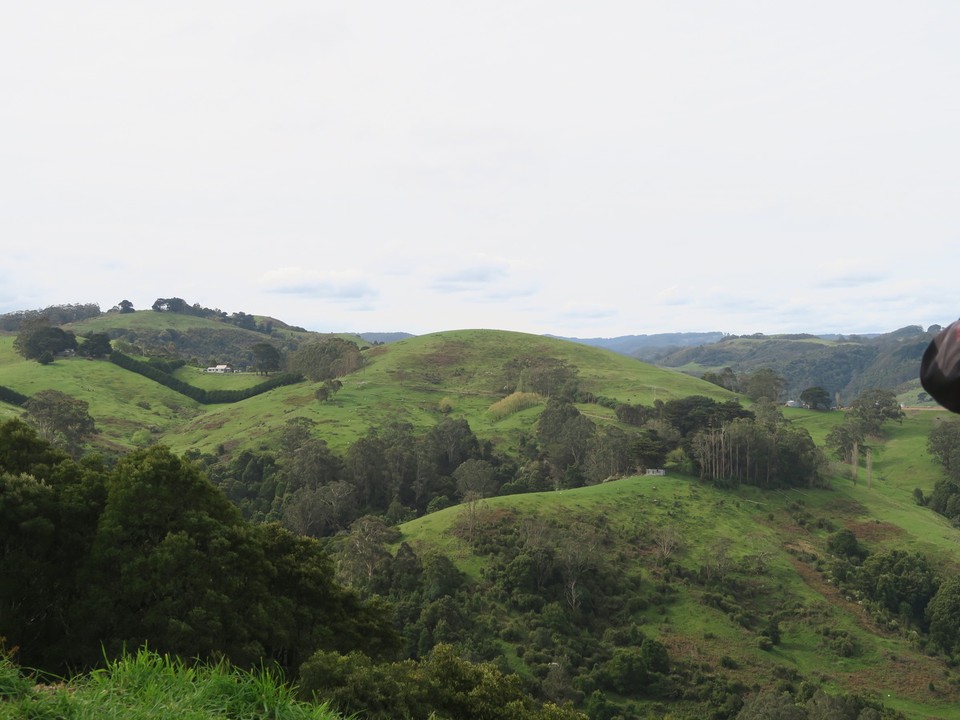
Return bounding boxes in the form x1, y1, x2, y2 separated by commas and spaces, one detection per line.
0, 336, 205, 452
68, 310, 232, 333
172, 366, 268, 390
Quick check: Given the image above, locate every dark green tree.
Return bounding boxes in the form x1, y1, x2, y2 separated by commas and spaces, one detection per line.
251, 342, 282, 375
297, 643, 587, 720
826, 528, 865, 561
281, 437, 344, 493
799, 386, 832, 410
927, 419, 960, 482
453, 458, 498, 499
289, 338, 363, 381
23, 389, 97, 456
118, 299, 134, 313
701, 366, 740, 392
583, 425, 632, 482
0, 418, 68, 474
855, 550, 939, 623
13, 317, 77, 360
422, 417, 481, 477
630, 427, 671, 471
315, 379, 343, 402
661, 396, 752, 437
79, 332, 112, 358
742, 368, 787, 403
927, 576, 960, 656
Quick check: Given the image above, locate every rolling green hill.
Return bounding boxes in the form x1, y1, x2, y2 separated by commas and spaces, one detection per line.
394, 408, 960, 719
1, 321, 737, 458
5, 307, 960, 717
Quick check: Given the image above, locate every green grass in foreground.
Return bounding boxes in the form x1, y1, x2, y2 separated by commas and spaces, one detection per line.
0, 648, 344, 720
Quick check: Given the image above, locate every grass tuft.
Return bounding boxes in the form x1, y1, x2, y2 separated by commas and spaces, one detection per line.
0, 648, 345, 720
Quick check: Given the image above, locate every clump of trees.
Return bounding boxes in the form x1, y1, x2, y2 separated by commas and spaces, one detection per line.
298, 644, 587, 720
0, 303, 101, 331
22, 389, 97, 456
0, 419, 397, 676
289, 338, 364, 381
251, 342, 282, 374
925, 418, 960, 522
203, 392, 829, 542
825, 389, 904, 464
150, 297, 275, 334
13, 316, 77, 361
822, 524, 960, 660
503, 356, 579, 398
613, 396, 825, 489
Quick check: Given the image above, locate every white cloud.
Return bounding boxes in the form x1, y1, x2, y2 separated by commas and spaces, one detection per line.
1, 2, 958, 337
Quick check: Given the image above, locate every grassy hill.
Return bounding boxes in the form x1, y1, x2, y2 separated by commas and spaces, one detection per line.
64, 308, 343, 368
396, 407, 960, 719
0, 321, 736, 458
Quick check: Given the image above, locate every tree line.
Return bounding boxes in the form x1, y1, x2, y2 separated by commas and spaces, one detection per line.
109, 349, 304, 403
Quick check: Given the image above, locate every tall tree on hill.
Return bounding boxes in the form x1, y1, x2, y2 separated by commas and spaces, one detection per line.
742, 368, 787, 403
79, 332, 112, 358
453, 458, 498, 499
702, 366, 740, 392
289, 337, 363, 381
23, 390, 97, 456
825, 417, 867, 463
251, 342, 282, 375
118, 299, 134, 313
928, 577, 960, 657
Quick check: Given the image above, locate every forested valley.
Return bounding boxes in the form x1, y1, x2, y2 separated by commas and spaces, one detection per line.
5, 387, 948, 718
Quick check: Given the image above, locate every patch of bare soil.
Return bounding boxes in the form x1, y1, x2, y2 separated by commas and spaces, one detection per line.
844, 520, 904, 543
422, 341, 468, 367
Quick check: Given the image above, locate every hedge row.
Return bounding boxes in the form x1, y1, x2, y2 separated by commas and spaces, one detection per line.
0, 386, 29, 407
109, 351, 304, 404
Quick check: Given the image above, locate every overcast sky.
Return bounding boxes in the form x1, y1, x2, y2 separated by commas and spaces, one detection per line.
2, 2, 958, 337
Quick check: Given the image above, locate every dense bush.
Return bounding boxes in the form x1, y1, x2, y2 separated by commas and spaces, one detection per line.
0, 422, 397, 676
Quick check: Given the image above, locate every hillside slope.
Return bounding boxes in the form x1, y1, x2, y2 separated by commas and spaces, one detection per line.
394, 408, 960, 719
653, 326, 934, 405
0, 326, 737, 457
